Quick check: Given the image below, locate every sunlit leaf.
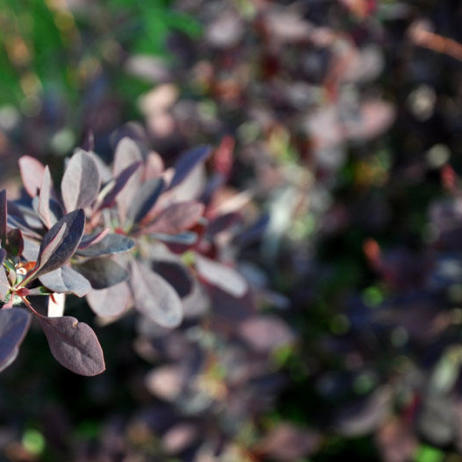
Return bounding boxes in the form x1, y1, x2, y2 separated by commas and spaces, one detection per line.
61, 149, 101, 212
34, 210, 85, 277
113, 137, 143, 222
18, 156, 46, 198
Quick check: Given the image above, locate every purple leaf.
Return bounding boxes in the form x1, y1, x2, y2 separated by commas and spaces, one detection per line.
34, 209, 85, 277
73, 257, 129, 289
113, 137, 143, 223
0, 347, 19, 372
195, 255, 247, 297
156, 231, 199, 254
0, 308, 31, 371
38, 167, 55, 228
76, 234, 135, 258
86, 281, 132, 318
78, 228, 110, 249
127, 178, 165, 226
61, 149, 101, 212
0, 255, 9, 300
130, 260, 183, 327
98, 161, 142, 210
87, 151, 112, 183
21, 237, 40, 262
146, 201, 204, 234
168, 145, 212, 190
153, 231, 198, 245
152, 260, 193, 298
206, 212, 242, 237
18, 156, 46, 198
39, 266, 92, 297
0, 190, 6, 245
38, 315, 105, 376
7, 201, 43, 237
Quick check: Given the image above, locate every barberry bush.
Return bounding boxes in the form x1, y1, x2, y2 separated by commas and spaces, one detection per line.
0, 133, 251, 376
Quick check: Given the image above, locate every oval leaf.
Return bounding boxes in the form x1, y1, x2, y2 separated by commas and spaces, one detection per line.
195, 255, 247, 297
0, 266, 10, 300
78, 228, 110, 249
0, 308, 31, 371
86, 282, 132, 318
39, 266, 92, 297
169, 146, 212, 190
38, 315, 105, 376
18, 156, 46, 198
34, 209, 85, 277
38, 167, 55, 228
76, 234, 135, 258
98, 161, 142, 210
113, 137, 143, 223
127, 178, 165, 226
146, 201, 204, 235
61, 149, 101, 212
73, 257, 129, 289
130, 260, 183, 328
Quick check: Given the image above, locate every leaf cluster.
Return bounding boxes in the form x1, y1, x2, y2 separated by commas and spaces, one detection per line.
1, 132, 250, 375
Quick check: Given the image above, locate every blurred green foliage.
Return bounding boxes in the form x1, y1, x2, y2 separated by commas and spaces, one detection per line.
0, 0, 200, 108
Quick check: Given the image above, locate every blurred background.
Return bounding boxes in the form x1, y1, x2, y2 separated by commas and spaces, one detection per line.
1, 0, 462, 460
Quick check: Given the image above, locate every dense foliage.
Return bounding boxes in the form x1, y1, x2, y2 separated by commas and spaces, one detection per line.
1, 0, 462, 461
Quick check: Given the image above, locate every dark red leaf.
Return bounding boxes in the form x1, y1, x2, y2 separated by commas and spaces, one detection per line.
38, 315, 105, 376
146, 201, 204, 235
